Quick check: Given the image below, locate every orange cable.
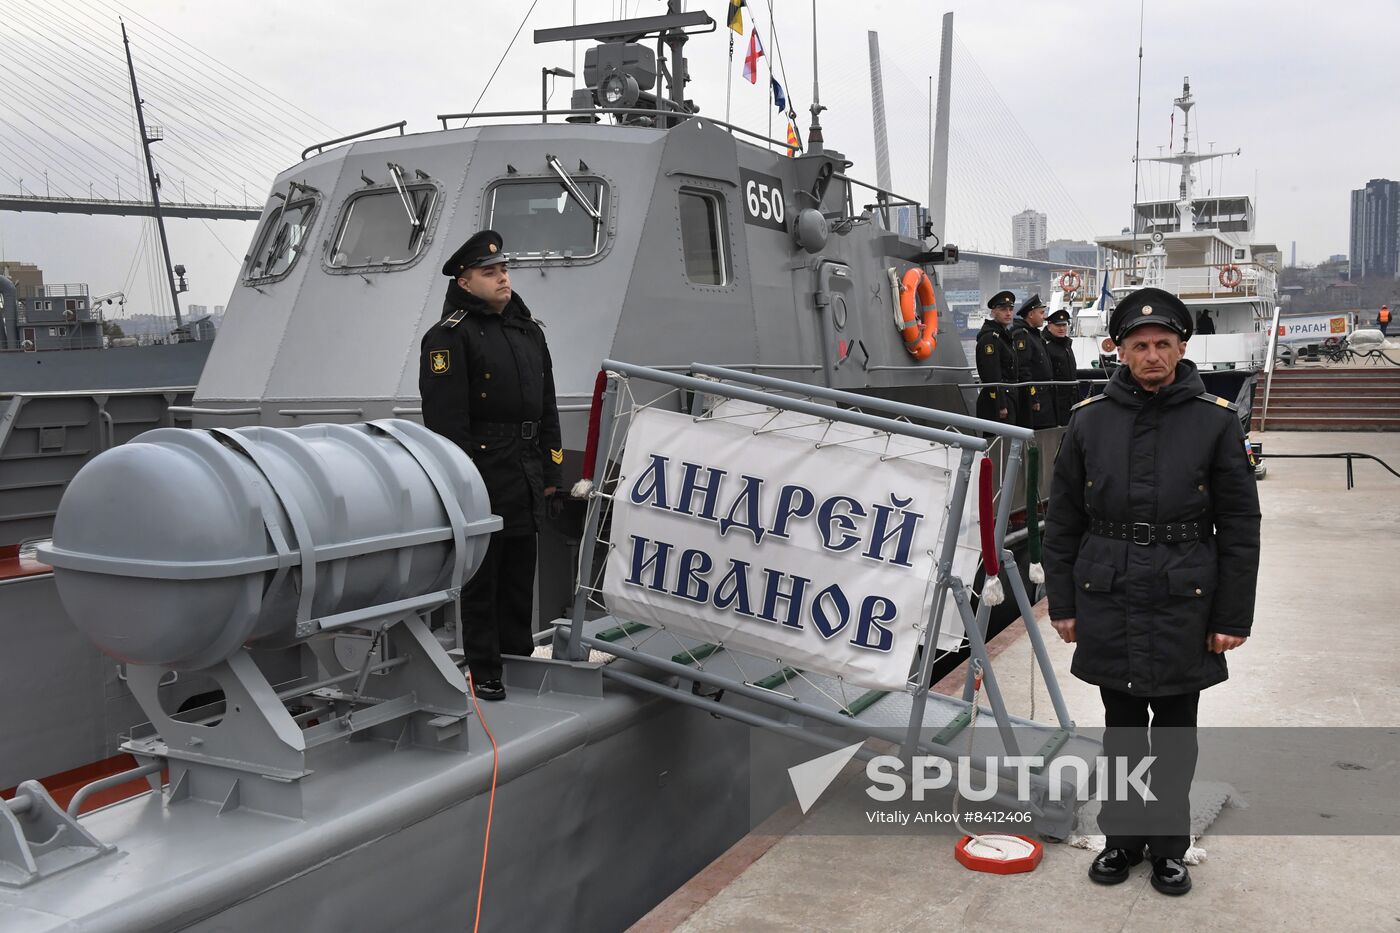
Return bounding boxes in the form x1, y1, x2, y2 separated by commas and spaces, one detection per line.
466, 671, 499, 933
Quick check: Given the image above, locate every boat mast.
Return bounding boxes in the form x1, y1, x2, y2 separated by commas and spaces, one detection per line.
1140, 77, 1239, 235
121, 20, 183, 329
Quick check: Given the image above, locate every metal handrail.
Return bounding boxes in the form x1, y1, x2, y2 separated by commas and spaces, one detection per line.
608, 358, 992, 449
302, 121, 407, 160
832, 173, 923, 212
1, 385, 195, 400
1258, 304, 1282, 432
691, 362, 1030, 441
67, 760, 163, 818
165, 406, 259, 416
432, 107, 793, 150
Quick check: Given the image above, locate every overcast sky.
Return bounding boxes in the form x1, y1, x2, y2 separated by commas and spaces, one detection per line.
2, 0, 1396, 321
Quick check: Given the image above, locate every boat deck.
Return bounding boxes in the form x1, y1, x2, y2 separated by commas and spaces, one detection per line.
639, 430, 1400, 932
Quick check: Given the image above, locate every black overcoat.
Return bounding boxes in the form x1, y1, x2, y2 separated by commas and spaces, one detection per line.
974, 319, 1018, 426
1042, 331, 1079, 427
1042, 360, 1261, 696
1010, 318, 1056, 428
419, 286, 563, 534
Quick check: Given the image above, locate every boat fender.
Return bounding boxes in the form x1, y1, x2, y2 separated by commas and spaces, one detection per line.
897, 267, 939, 361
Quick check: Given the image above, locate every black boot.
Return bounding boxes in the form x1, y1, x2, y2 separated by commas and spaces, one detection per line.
1088, 847, 1144, 885
1150, 857, 1192, 895
473, 678, 506, 702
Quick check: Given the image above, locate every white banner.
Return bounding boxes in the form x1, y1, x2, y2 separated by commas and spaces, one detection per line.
1276, 313, 1353, 342
602, 404, 975, 692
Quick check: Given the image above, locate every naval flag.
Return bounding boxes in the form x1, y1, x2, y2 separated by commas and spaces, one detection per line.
727, 0, 744, 34
743, 29, 765, 84
786, 120, 800, 157
771, 76, 786, 111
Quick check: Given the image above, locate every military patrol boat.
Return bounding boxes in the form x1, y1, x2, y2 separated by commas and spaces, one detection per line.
0, 7, 1094, 929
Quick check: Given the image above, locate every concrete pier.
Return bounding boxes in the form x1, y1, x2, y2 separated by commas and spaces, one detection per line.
637, 430, 1400, 932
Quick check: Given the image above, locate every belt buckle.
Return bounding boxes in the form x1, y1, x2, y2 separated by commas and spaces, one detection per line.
1131, 522, 1152, 546
521, 422, 537, 440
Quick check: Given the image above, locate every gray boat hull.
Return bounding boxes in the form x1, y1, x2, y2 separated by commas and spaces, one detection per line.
1, 660, 779, 933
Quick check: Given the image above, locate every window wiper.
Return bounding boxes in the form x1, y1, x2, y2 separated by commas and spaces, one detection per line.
386, 162, 421, 231
546, 154, 601, 224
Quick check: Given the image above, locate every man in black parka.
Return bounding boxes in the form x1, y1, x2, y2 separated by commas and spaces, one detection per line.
420, 230, 562, 701
974, 290, 1019, 429
1042, 307, 1079, 426
1043, 287, 1260, 897
1010, 293, 1056, 429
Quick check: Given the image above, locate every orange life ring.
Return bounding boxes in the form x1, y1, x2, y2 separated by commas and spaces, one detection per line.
898, 267, 939, 360
1219, 264, 1242, 289
1058, 270, 1081, 295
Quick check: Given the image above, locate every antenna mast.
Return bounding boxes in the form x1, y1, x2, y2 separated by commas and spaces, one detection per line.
1130, 0, 1144, 259
807, 0, 825, 153
122, 20, 183, 329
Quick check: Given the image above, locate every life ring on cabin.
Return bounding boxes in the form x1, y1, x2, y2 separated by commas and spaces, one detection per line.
1058, 270, 1082, 295
1219, 263, 1242, 289
898, 267, 939, 360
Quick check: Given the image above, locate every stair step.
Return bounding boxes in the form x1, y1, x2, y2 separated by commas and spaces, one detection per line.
1252, 415, 1400, 431
1254, 386, 1400, 397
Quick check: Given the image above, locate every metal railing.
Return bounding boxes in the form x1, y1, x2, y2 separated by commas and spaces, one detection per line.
1257, 305, 1282, 432
301, 120, 407, 160
1111, 262, 1278, 301
432, 107, 794, 151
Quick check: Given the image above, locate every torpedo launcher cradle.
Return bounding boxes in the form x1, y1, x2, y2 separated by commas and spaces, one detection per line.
36, 419, 502, 820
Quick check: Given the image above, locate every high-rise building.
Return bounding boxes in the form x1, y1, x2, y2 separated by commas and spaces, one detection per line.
1012, 209, 1047, 258
1349, 179, 1400, 279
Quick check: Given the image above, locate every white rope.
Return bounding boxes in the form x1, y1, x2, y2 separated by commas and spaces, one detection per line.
952, 660, 1035, 861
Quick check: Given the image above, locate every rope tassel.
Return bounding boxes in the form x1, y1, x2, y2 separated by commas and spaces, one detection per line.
1026, 445, 1044, 584
570, 370, 608, 499
978, 457, 1004, 607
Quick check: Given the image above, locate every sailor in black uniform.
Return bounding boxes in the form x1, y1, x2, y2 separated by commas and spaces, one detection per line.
1010, 293, 1056, 429
1043, 287, 1261, 897
419, 230, 563, 701
1042, 307, 1079, 426
974, 290, 1019, 428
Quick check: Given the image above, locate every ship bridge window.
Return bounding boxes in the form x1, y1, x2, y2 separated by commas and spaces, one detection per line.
678, 188, 729, 286
244, 188, 320, 283
486, 179, 607, 260
329, 184, 438, 269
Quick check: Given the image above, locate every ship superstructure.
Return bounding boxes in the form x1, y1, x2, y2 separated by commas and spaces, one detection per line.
1070, 78, 1280, 375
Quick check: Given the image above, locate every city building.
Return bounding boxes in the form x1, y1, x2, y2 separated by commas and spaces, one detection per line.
1349, 178, 1400, 279
1029, 238, 1100, 268
1012, 209, 1047, 258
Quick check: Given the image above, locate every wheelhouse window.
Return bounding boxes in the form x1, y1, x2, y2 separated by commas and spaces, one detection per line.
678, 188, 729, 286
244, 189, 319, 282
328, 184, 438, 268
487, 180, 606, 259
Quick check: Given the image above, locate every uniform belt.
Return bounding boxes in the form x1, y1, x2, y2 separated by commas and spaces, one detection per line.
474, 420, 540, 440
1089, 520, 1205, 546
